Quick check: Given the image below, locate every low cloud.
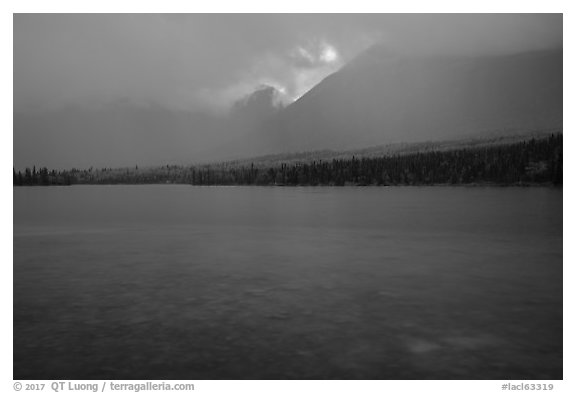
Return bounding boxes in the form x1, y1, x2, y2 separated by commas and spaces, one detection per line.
13, 14, 562, 169
16, 14, 563, 114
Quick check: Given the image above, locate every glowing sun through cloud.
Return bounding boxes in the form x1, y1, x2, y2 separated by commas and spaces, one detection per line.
203, 40, 345, 111
320, 44, 339, 63
286, 41, 343, 102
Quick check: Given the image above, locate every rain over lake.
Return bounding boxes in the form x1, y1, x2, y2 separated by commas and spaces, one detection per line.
13, 185, 562, 379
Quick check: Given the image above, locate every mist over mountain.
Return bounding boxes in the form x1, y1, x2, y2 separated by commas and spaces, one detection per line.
14, 46, 562, 170
226, 85, 285, 147
14, 14, 563, 170
208, 85, 287, 161
14, 103, 226, 169
13, 86, 285, 169
231, 85, 285, 119
259, 46, 562, 153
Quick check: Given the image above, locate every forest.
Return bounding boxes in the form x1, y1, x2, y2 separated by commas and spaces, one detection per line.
14, 134, 562, 187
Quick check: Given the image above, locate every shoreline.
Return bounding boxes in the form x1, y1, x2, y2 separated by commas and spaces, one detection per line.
12, 182, 562, 188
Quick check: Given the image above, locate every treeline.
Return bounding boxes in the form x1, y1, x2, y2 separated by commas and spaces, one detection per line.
13, 166, 73, 186
14, 134, 562, 187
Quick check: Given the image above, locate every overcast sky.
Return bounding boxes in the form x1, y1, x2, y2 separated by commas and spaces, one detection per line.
14, 14, 562, 114
12, 14, 563, 170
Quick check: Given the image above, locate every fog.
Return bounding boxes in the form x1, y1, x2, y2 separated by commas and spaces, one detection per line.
13, 14, 562, 169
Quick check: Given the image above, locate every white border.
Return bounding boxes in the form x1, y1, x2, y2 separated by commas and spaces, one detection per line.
4, 2, 573, 393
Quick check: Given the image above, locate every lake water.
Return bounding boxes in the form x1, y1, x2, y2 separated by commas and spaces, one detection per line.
13, 185, 562, 379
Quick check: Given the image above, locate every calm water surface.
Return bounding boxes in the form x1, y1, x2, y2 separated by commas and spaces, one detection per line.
13, 186, 562, 379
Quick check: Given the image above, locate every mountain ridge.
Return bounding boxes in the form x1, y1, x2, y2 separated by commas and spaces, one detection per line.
257, 47, 562, 154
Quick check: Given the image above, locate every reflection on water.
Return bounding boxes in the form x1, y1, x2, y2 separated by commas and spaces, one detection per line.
13, 186, 562, 379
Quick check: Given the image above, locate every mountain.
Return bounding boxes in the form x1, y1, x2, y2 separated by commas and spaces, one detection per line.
230, 85, 284, 123
260, 47, 562, 153
14, 87, 285, 169
13, 102, 229, 169
14, 47, 563, 170
223, 129, 558, 169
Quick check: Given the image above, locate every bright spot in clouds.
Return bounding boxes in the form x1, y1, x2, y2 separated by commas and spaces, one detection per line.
320, 45, 339, 63
202, 40, 344, 112
280, 41, 342, 101
292, 41, 340, 65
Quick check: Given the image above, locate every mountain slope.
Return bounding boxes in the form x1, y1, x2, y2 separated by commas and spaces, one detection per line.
261, 47, 562, 152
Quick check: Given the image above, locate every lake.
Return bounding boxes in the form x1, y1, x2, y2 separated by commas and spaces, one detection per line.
13, 185, 563, 379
